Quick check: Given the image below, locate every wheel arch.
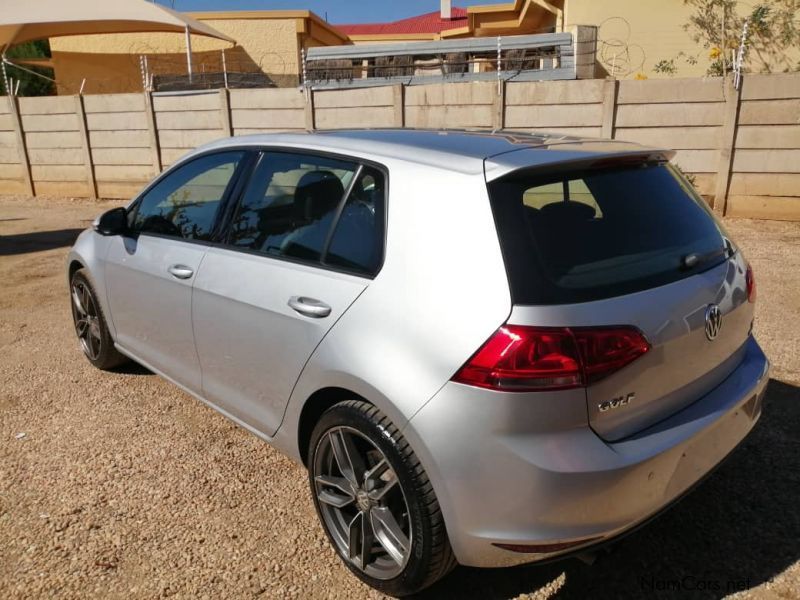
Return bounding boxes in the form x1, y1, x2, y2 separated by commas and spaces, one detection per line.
297, 386, 372, 467
68, 258, 85, 281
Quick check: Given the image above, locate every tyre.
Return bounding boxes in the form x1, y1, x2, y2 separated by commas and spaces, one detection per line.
308, 400, 456, 597
70, 268, 128, 370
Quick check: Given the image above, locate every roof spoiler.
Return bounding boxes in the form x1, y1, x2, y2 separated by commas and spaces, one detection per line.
484, 147, 675, 182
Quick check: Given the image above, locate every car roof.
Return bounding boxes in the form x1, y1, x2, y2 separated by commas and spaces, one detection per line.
192, 128, 671, 178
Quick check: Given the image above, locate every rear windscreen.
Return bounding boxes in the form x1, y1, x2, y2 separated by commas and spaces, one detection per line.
488, 163, 731, 304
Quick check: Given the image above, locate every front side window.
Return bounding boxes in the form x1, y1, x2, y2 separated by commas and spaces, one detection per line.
131, 151, 245, 241
228, 152, 357, 264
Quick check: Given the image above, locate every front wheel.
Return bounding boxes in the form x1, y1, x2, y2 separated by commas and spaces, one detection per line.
70, 268, 128, 370
308, 400, 456, 597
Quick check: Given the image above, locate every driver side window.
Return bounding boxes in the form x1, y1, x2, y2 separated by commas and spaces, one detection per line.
131, 151, 245, 241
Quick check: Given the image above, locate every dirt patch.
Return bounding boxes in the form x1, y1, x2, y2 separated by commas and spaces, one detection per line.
1, 196, 799, 599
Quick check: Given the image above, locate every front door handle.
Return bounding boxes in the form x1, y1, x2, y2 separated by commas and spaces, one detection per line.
288, 296, 332, 318
168, 264, 194, 280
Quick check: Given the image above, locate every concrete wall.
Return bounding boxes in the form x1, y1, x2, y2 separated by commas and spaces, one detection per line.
1, 72, 798, 220
86, 94, 159, 199
0, 96, 29, 196
728, 74, 800, 220
613, 77, 726, 197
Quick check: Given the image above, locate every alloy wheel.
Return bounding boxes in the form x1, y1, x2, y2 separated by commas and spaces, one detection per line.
313, 426, 412, 580
71, 280, 102, 361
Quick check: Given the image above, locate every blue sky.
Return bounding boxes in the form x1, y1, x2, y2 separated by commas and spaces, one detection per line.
161, 1, 506, 24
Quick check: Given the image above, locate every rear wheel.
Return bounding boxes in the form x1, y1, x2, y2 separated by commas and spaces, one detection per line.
70, 269, 128, 370
308, 400, 456, 596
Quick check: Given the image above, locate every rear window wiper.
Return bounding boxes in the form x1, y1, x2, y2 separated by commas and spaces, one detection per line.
681, 246, 730, 270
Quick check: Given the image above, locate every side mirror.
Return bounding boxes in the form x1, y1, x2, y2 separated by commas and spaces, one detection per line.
93, 207, 128, 236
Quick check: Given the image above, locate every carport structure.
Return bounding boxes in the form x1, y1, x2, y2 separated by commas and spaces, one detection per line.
0, 0, 234, 93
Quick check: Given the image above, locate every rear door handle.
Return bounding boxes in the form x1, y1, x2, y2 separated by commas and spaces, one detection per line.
168, 264, 194, 280
288, 296, 332, 319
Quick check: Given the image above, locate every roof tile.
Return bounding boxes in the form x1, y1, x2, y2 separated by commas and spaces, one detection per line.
336, 7, 468, 35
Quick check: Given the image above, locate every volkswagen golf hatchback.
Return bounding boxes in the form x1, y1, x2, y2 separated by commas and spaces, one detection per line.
67, 130, 769, 596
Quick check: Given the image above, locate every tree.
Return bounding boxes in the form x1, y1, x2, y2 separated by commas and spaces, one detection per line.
1, 41, 55, 96
683, 0, 800, 76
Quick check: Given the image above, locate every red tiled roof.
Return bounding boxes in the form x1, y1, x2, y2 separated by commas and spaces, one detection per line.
336, 7, 468, 35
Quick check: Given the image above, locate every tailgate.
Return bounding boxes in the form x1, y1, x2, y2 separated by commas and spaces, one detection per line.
582, 255, 753, 440
486, 158, 755, 440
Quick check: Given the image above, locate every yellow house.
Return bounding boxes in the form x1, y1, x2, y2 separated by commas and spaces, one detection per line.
338, 0, 799, 78
48, 0, 798, 94
564, 0, 799, 78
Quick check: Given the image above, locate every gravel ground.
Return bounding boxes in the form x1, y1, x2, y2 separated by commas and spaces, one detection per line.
1, 195, 799, 600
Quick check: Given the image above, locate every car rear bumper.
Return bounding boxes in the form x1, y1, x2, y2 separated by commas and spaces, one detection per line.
403, 336, 769, 568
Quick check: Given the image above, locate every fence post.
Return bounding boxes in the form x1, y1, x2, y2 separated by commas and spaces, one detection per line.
8, 95, 33, 196
219, 88, 233, 137
143, 91, 162, 175
493, 80, 505, 130
713, 75, 741, 216
305, 88, 316, 131
393, 84, 404, 127
74, 95, 97, 200
601, 78, 618, 139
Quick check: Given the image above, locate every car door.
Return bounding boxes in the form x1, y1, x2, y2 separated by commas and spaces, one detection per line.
104, 150, 249, 392
192, 151, 386, 437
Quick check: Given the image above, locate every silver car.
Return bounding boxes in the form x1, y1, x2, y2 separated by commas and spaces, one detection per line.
67, 130, 769, 596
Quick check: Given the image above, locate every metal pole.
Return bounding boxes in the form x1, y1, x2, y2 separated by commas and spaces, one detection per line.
734, 21, 749, 90
1, 57, 56, 83
222, 48, 228, 89
301, 47, 309, 101
185, 25, 193, 84
139, 55, 147, 91
496, 37, 502, 95
721, 4, 726, 79
1, 45, 10, 96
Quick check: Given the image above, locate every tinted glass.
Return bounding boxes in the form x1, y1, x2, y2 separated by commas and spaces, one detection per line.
325, 166, 385, 275
228, 152, 356, 263
132, 152, 244, 241
488, 163, 730, 304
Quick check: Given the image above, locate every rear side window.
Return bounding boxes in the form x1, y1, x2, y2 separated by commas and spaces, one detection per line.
226, 152, 386, 276
488, 163, 730, 304
325, 166, 386, 275
228, 152, 356, 263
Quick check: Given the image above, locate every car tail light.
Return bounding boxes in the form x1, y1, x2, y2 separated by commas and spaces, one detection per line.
746, 263, 756, 303
452, 325, 650, 392
574, 327, 652, 385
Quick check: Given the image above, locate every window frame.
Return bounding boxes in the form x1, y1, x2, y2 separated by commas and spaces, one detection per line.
217, 146, 389, 280
125, 147, 258, 247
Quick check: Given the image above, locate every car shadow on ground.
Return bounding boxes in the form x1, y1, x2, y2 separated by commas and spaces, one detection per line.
110, 361, 153, 376
422, 378, 800, 599
0, 228, 84, 256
